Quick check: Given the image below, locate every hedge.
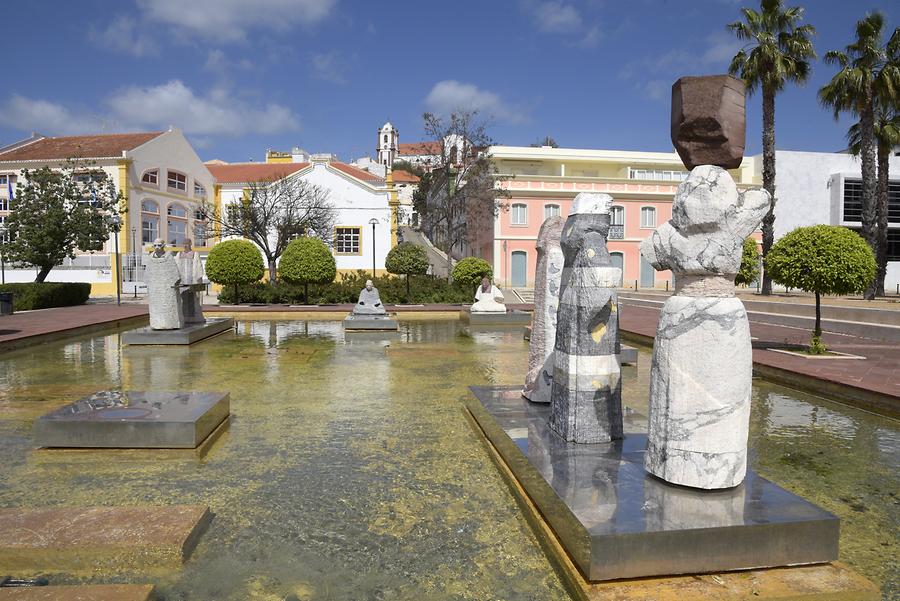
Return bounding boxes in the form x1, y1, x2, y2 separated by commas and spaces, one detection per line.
0, 282, 92, 311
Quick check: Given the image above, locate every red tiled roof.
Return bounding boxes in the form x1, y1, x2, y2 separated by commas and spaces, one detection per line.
330, 162, 384, 183
205, 162, 308, 184
397, 141, 441, 156
0, 132, 164, 162
391, 169, 420, 183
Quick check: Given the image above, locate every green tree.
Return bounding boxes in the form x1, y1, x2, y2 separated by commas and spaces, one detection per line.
765, 225, 875, 352
735, 238, 761, 286
385, 242, 430, 302
278, 236, 337, 303
452, 257, 493, 291
4, 163, 123, 283
728, 0, 817, 296
206, 239, 265, 303
819, 12, 900, 299
391, 160, 425, 178
529, 136, 559, 148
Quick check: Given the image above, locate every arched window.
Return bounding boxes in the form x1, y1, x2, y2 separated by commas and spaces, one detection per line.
167, 203, 188, 245
141, 200, 159, 244
640, 206, 656, 228
511, 203, 527, 225
167, 170, 187, 192
449, 146, 458, 164
141, 169, 159, 186
383, 134, 388, 144
544, 204, 561, 219
193, 182, 206, 198
610, 205, 624, 226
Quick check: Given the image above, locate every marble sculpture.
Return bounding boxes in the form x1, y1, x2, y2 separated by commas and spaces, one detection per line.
548, 193, 623, 444
177, 239, 205, 324
353, 279, 386, 315
146, 238, 184, 330
523, 216, 564, 403
471, 278, 507, 313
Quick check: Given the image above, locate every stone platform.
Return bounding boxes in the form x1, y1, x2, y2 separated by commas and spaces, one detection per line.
34, 391, 230, 449
342, 313, 399, 330
0, 585, 155, 601
467, 385, 841, 582
121, 318, 234, 345
461, 309, 532, 326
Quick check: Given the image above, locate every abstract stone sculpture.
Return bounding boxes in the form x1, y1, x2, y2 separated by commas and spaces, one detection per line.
353, 279, 386, 315
549, 193, 623, 444
671, 75, 746, 170
523, 216, 564, 403
471, 278, 507, 314
177, 239, 205, 324
641, 165, 768, 489
146, 238, 184, 330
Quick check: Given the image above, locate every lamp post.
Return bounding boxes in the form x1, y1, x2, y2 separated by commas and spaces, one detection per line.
131, 226, 137, 298
369, 217, 378, 279
0, 223, 7, 285
111, 215, 121, 306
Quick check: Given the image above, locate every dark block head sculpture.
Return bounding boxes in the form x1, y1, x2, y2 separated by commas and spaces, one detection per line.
671, 75, 746, 170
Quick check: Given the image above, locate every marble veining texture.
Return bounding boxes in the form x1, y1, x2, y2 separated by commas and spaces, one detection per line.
146, 252, 184, 330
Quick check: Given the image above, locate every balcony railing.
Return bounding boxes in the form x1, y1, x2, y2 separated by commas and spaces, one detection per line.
608, 225, 624, 239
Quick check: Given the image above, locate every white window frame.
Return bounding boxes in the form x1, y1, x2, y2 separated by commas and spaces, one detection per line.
544, 204, 561, 219
334, 226, 361, 255
142, 169, 159, 186
640, 206, 657, 229
610, 205, 625, 226
511, 203, 528, 226
193, 182, 206, 198
167, 170, 187, 192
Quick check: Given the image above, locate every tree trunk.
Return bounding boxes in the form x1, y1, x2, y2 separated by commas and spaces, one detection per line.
304, 282, 309, 304
814, 290, 821, 338
875, 142, 889, 297
760, 85, 777, 296
406, 273, 411, 303
35, 265, 53, 283
234, 283, 239, 304
859, 93, 878, 300
267, 259, 277, 285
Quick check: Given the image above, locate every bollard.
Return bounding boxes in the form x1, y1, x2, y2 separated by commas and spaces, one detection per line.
666, 280, 669, 292
634, 279, 638, 290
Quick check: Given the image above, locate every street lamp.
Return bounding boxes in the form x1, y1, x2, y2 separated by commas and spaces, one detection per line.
0, 222, 7, 285
110, 214, 121, 306
369, 217, 378, 279
131, 226, 137, 298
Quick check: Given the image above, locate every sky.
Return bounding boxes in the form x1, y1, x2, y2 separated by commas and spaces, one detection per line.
1, 0, 897, 163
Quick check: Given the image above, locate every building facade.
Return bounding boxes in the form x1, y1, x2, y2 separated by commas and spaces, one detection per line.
0, 128, 214, 295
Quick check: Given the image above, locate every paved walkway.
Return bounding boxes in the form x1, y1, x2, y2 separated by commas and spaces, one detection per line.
619, 303, 900, 417
0, 304, 148, 352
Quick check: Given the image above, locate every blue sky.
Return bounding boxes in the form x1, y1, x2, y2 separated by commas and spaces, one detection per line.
1, 0, 896, 162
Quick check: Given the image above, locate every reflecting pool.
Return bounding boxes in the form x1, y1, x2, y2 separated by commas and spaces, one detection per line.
0, 318, 896, 600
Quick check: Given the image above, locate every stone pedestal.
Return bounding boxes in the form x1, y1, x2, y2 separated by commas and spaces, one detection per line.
343, 313, 399, 330
122, 317, 233, 345
460, 308, 532, 326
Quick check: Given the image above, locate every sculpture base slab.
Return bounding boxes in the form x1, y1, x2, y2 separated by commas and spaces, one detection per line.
343, 313, 399, 330
122, 318, 234, 345
619, 344, 638, 365
0, 585, 156, 601
466, 385, 840, 582
34, 390, 230, 449
461, 309, 532, 325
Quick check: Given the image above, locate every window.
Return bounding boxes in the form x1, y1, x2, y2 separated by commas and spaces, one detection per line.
0, 175, 12, 211
167, 204, 187, 218
74, 171, 105, 185
141, 200, 159, 243
142, 169, 159, 185
167, 203, 188, 246
226, 204, 242, 226
383, 134, 388, 143
194, 222, 207, 247
335, 226, 361, 254
0, 216, 8, 243
544, 204, 561, 219
888, 229, 900, 261
511, 203, 527, 225
193, 182, 206, 198
141, 200, 159, 214
610, 205, 624, 226
630, 168, 689, 181
843, 179, 900, 223
640, 207, 656, 228
167, 170, 187, 192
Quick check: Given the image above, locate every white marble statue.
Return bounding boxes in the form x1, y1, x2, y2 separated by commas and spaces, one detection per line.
177, 239, 205, 324
471, 278, 507, 313
353, 279, 386, 315
641, 165, 768, 489
146, 238, 184, 330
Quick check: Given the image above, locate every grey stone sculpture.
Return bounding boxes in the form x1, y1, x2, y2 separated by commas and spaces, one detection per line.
177, 239, 205, 324
641, 165, 768, 489
353, 279, 386, 315
146, 238, 184, 330
471, 277, 507, 313
549, 193, 623, 444
671, 75, 746, 170
523, 216, 564, 403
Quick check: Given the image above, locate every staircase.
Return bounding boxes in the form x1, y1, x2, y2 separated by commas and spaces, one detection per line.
399, 226, 455, 278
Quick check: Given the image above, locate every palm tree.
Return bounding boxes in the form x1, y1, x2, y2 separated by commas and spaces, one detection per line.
728, 0, 816, 296
819, 13, 900, 299
847, 105, 900, 296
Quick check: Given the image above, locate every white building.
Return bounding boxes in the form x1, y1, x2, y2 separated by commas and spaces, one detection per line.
0, 128, 213, 296
760, 150, 900, 291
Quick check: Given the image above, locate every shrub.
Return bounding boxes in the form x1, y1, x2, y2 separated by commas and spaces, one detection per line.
278, 237, 336, 303
735, 238, 760, 286
206, 239, 265, 303
0, 282, 91, 311
385, 242, 430, 302
452, 257, 493, 291
766, 225, 875, 353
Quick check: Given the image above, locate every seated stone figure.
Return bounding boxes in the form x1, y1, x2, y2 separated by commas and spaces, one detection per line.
471, 277, 507, 313
353, 279, 386, 315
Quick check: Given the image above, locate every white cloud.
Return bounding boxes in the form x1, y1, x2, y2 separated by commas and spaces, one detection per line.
700, 31, 742, 67
88, 16, 159, 57
527, 1, 583, 33
310, 52, 348, 84
424, 80, 527, 124
0, 95, 102, 135
204, 49, 254, 74
136, 0, 337, 41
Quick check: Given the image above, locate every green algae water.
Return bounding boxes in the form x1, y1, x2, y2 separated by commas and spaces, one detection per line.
0, 318, 896, 600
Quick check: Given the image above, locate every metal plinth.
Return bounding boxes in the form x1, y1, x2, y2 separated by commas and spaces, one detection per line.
343, 313, 399, 330
35, 390, 230, 449
122, 318, 234, 345
467, 385, 839, 582
461, 309, 532, 325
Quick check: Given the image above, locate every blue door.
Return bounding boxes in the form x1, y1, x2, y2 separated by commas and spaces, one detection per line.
640, 254, 655, 288
610, 253, 624, 286
511, 251, 527, 287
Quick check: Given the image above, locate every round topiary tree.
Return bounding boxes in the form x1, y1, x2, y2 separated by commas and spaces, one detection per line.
278, 236, 336, 303
206, 239, 265, 303
452, 257, 493, 291
385, 242, 430, 302
735, 238, 760, 287
765, 225, 876, 353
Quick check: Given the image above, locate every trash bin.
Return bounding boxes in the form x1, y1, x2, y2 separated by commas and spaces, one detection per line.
0, 292, 13, 315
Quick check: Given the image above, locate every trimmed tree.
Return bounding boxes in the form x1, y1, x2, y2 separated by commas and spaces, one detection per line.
385, 242, 430, 302
206, 239, 265, 304
278, 236, 336, 303
735, 238, 761, 287
452, 257, 493, 291
765, 225, 875, 353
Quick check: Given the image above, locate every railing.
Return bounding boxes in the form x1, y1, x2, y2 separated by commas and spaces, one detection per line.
608, 225, 624, 239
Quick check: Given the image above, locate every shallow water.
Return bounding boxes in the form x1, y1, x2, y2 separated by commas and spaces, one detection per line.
0, 319, 896, 600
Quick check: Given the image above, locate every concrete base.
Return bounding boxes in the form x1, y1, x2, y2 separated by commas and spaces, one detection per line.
122, 318, 234, 345
343, 313, 399, 330
619, 344, 638, 365
35, 390, 230, 449
0, 585, 155, 601
467, 385, 841, 582
461, 309, 532, 326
